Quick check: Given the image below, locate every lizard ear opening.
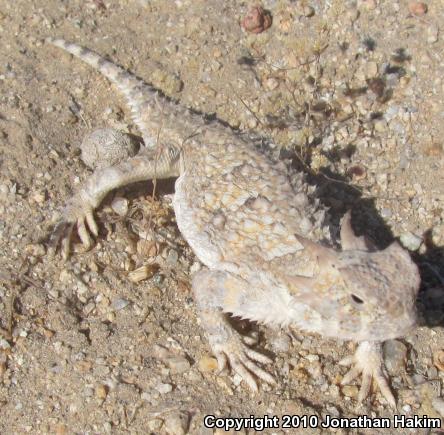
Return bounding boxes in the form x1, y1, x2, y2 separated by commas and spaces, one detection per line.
340, 211, 373, 251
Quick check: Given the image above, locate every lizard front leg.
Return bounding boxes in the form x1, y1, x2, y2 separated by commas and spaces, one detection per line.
339, 341, 396, 408
192, 269, 275, 392
51, 145, 181, 258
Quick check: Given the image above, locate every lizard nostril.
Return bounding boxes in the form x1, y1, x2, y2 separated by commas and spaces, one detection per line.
350, 294, 364, 305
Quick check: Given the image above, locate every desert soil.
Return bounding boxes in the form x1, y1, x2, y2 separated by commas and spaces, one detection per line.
0, 0, 444, 434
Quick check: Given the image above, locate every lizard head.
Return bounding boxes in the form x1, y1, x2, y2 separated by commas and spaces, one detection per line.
290, 212, 420, 341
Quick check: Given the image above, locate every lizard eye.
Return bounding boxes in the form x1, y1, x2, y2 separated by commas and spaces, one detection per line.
350, 294, 365, 305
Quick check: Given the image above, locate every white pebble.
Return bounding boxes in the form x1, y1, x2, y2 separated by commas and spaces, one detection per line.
156, 382, 173, 394
166, 356, 191, 374
111, 197, 129, 216
400, 232, 422, 251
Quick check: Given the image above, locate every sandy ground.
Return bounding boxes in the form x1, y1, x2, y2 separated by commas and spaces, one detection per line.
0, 0, 444, 433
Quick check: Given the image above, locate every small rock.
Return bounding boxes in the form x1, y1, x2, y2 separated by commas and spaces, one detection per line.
111, 298, 130, 311
152, 344, 171, 359
264, 77, 279, 91
241, 6, 272, 34
427, 26, 439, 44
365, 61, 378, 78
165, 356, 191, 374
270, 333, 291, 353
0, 339, 10, 350
402, 404, 412, 413
198, 355, 218, 372
341, 385, 359, 398
374, 119, 387, 132
383, 340, 408, 375
156, 382, 173, 394
95, 384, 108, 400
111, 197, 128, 216
128, 264, 157, 283
24, 243, 46, 257
300, 5, 315, 17
408, 2, 427, 16
400, 232, 422, 251
166, 249, 179, 266
305, 354, 320, 363
347, 165, 366, 180
163, 411, 189, 435
147, 419, 163, 431
325, 404, 340, 417
31, 190, 46, 204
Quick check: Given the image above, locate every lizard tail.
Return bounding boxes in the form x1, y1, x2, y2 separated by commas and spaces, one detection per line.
46, 37, 159, 147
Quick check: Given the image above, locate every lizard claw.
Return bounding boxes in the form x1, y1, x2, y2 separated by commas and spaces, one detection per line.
339, 341, 396, 409
49, 193, 98, 259
212, 332, 275, 392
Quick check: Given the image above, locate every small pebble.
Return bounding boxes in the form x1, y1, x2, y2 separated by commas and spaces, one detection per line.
402, 404, 412, 413
95, 384, 108, 400
241, 6, 272, 34
0, 339, 11, 350
400, 232, 422, 251
128, 264, 157, 283
383, 340, 408, 375
198, 356, 218, 372
152, 344, 171, 359
271, 333, 291, 353
111, 298, 130, 311
147, 419, 163, 431
300, 5, 315, 17
156, 382, 173, 394
165, 356, 191, 374
265, 77, 279, 91
111, 197, 128, 216
341, 385, 359, 398
325, 405, 340, 417
166, 249, 179, 266
408, 2, 427, 16
427, 26, 439, 44
163, 411, 188, 435
366, 61, 378, 78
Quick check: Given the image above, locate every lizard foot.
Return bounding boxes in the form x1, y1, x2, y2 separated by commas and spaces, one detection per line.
210, 330, 275, 392
339, 341, 396, 409
49, 193, 98, 259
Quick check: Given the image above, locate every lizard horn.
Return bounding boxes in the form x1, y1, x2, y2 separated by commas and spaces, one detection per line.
295, 234, 337, 267
340, 211, 371, 251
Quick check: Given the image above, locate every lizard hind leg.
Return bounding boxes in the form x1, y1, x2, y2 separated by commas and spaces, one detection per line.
192, 269, 275, 392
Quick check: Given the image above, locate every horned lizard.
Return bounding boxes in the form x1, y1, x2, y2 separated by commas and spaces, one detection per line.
46, 38, 421, 408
